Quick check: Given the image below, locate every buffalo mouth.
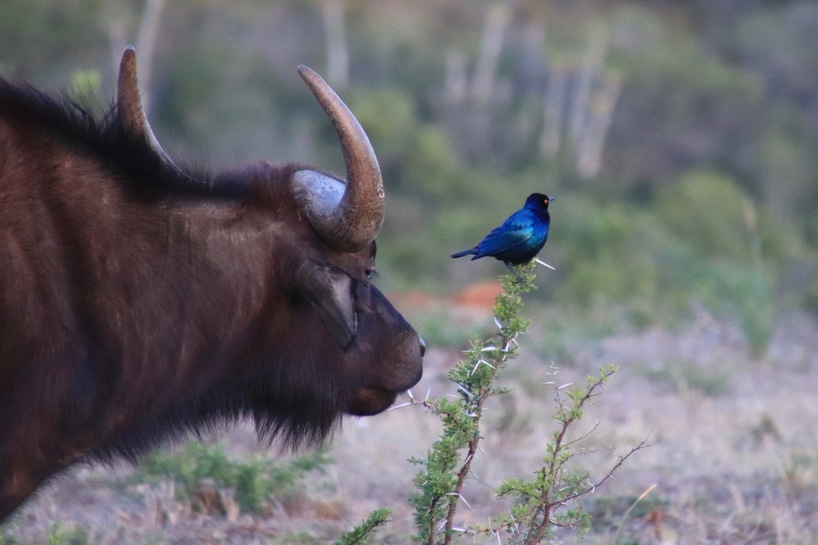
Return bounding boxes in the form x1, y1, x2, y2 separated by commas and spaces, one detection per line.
346, 365, 423, 416
346, 387, 403, 416
346, 388, 399, 416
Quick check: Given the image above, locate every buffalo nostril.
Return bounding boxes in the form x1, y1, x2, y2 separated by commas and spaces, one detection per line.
418, 336, 427, 358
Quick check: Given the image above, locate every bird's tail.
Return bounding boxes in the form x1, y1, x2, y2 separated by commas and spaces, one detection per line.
450, 248, 476, 259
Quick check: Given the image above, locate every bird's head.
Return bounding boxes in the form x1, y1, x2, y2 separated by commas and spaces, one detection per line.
526, 193, 554, 210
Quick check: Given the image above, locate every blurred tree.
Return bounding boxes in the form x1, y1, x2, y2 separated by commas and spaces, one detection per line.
320, 0, 349, 86
0, 1, 107, 83
1, 0, 817, 329
731, 3, 818, 230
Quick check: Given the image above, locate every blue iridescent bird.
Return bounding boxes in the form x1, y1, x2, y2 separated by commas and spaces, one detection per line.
451, 193, 553, 276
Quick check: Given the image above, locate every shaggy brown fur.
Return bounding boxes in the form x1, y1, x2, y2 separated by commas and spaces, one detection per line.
0, 77, 423, 520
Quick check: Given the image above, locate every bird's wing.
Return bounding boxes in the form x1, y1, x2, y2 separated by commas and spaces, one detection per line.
475, 212, 534, 256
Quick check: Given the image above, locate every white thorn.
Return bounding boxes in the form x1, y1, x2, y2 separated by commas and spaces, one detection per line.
535, 258, 556, 270
448, 492, 473, 510
456, 383, 474, 399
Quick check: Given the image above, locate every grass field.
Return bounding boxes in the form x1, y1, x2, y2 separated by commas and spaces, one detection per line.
3, 305, 818, 545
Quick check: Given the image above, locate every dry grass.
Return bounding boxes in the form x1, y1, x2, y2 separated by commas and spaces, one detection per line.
3, 309, 818, 544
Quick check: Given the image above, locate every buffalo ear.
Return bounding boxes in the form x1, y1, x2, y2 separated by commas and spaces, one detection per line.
295, 260, 356, 348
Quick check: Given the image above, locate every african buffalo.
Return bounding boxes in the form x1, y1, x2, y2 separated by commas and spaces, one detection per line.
0, 47, 424, 520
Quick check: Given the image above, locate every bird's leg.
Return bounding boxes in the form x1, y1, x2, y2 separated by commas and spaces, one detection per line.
505, 262, 525, 283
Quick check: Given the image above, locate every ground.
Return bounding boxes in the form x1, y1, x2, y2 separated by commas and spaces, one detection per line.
2, 305, 818, 545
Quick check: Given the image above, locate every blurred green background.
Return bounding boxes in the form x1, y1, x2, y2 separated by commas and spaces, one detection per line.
2, 0, 817, 351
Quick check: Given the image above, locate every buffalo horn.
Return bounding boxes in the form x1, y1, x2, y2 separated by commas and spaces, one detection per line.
293, 66, 384, 251
116, 46, 175, 167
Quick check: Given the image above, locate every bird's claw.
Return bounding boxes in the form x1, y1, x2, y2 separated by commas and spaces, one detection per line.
504, 262, 526, 283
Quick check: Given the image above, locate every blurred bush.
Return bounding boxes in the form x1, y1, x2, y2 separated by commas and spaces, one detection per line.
135, 440, 331, 514
553, 194, 662, 308
655, 170, 752, 262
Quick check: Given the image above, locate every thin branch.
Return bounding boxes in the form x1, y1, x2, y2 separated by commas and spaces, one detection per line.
554, 435, 653, 506
561, 421, 601, 449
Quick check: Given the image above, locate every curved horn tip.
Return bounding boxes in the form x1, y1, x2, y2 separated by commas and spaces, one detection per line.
295, 63, 385, 250
116, 44, 177, 170
117, 50, 140, 117
120, 46, 136, 71
297, 65, 326, 89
